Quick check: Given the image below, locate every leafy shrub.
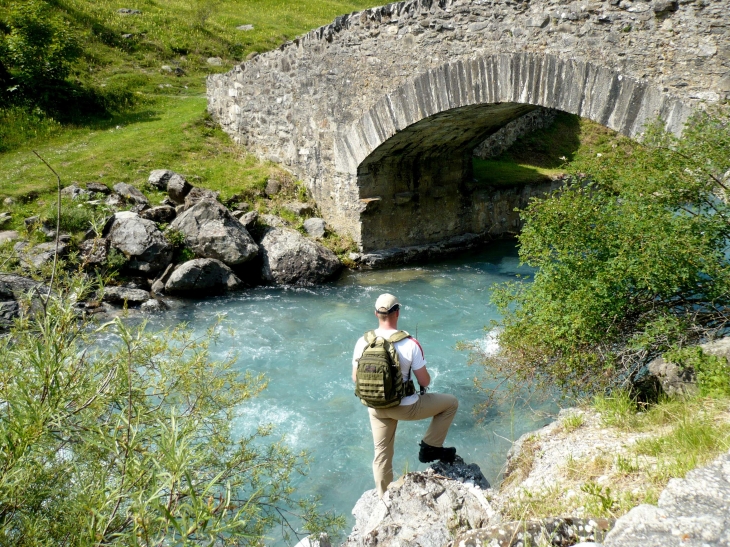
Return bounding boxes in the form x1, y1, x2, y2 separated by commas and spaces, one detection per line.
44, 197, 96, 234
479, 110, 730, 397
164, 228, 186, 247
0, 280, 343, 544
0, 0, 81, 104
664, 346, 730, 397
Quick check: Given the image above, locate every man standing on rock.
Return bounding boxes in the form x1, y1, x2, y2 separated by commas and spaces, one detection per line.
352, 293, 459, 498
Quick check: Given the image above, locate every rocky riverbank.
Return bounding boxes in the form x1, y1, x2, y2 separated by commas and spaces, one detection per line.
343, 399, 730, 547
0, 169, 348, 326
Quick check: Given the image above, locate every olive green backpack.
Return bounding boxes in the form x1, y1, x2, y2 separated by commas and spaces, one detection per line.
354, 330, 416, 408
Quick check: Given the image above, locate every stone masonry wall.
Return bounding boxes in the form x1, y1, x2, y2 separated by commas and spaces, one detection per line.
473, 107, 559, 159
208, 0, 729, 251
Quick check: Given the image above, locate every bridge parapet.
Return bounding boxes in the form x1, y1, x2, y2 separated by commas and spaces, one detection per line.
208, 0, 729, 251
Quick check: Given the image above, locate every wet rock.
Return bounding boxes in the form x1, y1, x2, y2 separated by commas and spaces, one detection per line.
259, 227, 341, 285
164, 258, 241, 294
151, 263, 175, 294
344, 471, 495, 547
14, 241, 69, 269
167, 174, 192, 205
429, 455, 491, 489
86, 182, 111, 195
140, 205, 176, 224
107, 212, 173, 274
303, 217, 326, 239
283, 201, 314, 216
148, 169, 175, 190
0, 230, 19, 245
183, 187, 220, 209
102, 286, 151, 305
141, 298, 168, 312
113, 183, 149, 206
168, 200, 258, 265
78, 238, 109, 268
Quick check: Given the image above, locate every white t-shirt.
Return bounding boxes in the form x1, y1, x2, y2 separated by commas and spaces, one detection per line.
352, 328, 426, 406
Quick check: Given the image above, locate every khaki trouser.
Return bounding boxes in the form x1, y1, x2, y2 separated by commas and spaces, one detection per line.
368, 393, 459, 498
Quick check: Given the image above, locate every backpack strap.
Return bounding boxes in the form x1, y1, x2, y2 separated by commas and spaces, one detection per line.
364, 330, 377, 345
387, 330, 410, 343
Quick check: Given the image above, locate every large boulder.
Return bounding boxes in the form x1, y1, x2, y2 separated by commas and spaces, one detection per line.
164, 259, 241, 295
113, 182, 149, 206
343, 471, 495, 547
183, 187, 220, 210
259, 227, 341, 285
102, 286, 150, 306
78, 238, 109, 269
148, 169, 175, 190
0, 274, 50, 330
168, 200, 258, 265
140, 205, 176, 224
14, 241, 69, 269
107, 212, 172, 273
645, 337, 730, 397
167, 174, 192, 205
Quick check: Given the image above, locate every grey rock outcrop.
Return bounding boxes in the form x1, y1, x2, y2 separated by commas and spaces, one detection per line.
183, 187, 220, 209
102, 286, 151, 305
113, 183, 149, 206
86, 182, 111, 195
455, 517, 614, 547
0, 230, 19, 245
78, 238, 109, 268
107, 212, 172, 273
60, 183, 89, 200
14, 241, 69, 269
429, 455, 491, 490
148, 169, 175, 190
0, 212, 11, 227
603, 450, 730, 547
303, 217, 326, 239
283, 201, 314, 216
164, 258, 241, 295
167, 174, 192, 205
140, 298, 168, 312
259, 227, 341, 285
168, 200, 258, 265
239, 210, 258, 231
0, 274, 50, 330
344, 471, 494, 547
646, 337, 730, 397
140, 205, 176, 224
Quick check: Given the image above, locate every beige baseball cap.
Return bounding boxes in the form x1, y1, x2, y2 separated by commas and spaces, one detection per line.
375, 293, 400, 314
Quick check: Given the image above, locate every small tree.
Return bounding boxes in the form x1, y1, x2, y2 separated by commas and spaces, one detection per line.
0, 0, 81, 104
0, 277, 342, 545
478, 108, 730, 398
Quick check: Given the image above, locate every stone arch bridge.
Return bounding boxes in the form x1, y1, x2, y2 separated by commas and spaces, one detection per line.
208, 0, 729, 254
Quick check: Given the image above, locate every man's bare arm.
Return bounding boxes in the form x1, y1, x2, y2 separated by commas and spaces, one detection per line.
413, 366, 430, 389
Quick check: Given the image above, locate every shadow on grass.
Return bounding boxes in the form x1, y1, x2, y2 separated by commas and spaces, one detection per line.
472, 159, 552, 187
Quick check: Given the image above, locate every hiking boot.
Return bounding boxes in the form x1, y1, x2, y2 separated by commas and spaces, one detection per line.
418, 441, 457, 464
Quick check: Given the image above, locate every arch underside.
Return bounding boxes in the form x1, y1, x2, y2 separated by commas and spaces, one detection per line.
334, 53, 693, 252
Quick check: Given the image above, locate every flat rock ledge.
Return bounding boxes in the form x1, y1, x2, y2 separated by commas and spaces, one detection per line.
343, 406, 730, 547
601, 450, 730, 547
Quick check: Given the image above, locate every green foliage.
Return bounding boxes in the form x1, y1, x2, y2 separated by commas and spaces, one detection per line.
105, 246, 127, 272
0, 280, 343, 545
664, 346, 730, 397
479, 109, 730, 396
0, 0, 81, 102
580, 482, 616, 514
43, 196, 98, 234
165, 227, 187, 248
592, 390, 639, 429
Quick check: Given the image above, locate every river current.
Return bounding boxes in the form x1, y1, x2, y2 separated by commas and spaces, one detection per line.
149, 240, 555, 538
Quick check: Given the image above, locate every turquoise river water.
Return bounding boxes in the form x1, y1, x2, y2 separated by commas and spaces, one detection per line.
149, 240, 555, 539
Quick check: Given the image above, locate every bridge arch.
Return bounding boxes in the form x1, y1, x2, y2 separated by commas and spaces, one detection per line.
334, 52, 692, 250
208, 0, 728, 255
